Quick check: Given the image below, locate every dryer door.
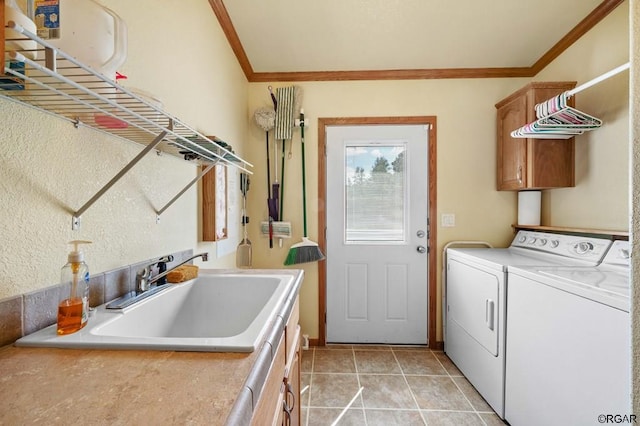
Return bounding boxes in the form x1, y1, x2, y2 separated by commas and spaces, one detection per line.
447, 258, 500, 355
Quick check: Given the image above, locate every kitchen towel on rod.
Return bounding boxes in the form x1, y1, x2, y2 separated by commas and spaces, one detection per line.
518, 191, 541, 226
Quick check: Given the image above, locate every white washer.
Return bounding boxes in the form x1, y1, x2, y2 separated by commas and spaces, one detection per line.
444, 231, 612, 418
505, 240, 630, 426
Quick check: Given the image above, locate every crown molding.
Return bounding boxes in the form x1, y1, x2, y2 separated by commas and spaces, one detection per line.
209, 0, 624, 82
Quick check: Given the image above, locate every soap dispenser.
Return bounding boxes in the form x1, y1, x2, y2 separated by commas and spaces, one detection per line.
57, 240, 91, 335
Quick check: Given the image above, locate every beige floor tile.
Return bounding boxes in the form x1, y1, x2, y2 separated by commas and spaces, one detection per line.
479, 412, 508, 425
406, 376, 474, 411
301, 373, 311, 407
308, 373, 362, 408
313, 349, 356, 373
301, 348, 314, 373
395, 350, 447, 375
352, 344, 393, 351
390, 345, 431, 351
359, 374, 417, 409
307, 408, 365, 426
365, 409, 426, 425
317, 344, 354, 350
452, 376, 493, 412
354, 350, 401, 374
422, 411, 485, 426
432, 351, 464, 376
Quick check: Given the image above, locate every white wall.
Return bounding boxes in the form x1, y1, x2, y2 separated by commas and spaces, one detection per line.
0, 0, 248, 299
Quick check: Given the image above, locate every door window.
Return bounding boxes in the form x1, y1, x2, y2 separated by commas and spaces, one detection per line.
344, 143, 407, 243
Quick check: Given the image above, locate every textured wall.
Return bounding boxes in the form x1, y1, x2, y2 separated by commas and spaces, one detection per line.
0, 0, 249, 299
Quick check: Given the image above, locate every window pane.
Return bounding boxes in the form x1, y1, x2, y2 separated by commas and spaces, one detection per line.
345, 144, 406, 242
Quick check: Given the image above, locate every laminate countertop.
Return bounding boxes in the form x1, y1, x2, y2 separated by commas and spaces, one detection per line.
0, 269, 304, 425
0, 345, 254, 424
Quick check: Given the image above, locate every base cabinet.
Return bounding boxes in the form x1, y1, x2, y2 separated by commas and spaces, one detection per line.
251, 298, 301, 426
496, 82, 577, 190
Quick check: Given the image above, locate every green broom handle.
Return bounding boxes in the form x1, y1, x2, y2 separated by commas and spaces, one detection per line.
280, 138, 286, 221
300, 112, 308, 237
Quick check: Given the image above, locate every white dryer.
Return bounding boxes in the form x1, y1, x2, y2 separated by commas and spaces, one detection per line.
505, 240, 630, 426
444, 231, 612, 418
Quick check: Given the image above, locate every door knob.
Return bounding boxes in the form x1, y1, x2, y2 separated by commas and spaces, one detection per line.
417, 246, 427, 253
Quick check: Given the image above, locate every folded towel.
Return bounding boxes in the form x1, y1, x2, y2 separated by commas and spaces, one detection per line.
167, 264, 199, 283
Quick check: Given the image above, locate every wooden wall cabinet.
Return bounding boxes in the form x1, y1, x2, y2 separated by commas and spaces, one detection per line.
496, 82, 577, 191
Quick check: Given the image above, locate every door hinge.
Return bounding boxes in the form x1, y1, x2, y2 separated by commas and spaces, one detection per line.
427, 217, 430, 240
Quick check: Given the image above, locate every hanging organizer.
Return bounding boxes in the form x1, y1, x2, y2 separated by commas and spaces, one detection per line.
511, 62, 630, 139
1, 19, 252, 229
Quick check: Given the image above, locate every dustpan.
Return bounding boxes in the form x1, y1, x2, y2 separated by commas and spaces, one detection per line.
236, 173, 252, 268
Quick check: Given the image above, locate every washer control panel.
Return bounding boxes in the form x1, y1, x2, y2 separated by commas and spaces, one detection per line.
511, 231, 612, 263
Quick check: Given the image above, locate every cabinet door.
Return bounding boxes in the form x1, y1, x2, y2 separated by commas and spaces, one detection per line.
527, 87, 575, 189
284, 326, 301, 426
252, 335, 286, 426
497, 95, 528, 190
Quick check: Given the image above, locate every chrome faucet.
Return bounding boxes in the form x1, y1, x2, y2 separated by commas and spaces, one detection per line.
137, 252, 209, 292
107, 252, 209, 310
136, 255, 173, 293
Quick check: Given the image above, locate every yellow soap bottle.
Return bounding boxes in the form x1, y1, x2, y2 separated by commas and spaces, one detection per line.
57, 240, 91, 335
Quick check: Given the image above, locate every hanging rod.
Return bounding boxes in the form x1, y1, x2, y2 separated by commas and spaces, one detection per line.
512, 62, 630, 139
567, 62, 630, 97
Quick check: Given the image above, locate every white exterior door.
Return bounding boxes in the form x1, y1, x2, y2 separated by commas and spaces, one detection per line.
326, 124, 429, 344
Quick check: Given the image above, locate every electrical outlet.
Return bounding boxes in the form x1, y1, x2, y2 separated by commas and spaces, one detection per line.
442, 213, 456, 227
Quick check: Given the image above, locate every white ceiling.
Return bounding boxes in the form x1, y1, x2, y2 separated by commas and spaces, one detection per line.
222, 0, 605, 74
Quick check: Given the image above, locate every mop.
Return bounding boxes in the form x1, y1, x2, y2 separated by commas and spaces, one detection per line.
253, 106, 276, 248
268, 86, 298, 247
284, 110, 325, 265
274, 85, 295, 219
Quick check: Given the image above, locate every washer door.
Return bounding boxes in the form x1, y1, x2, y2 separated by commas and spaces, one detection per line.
447, 258, 500, 355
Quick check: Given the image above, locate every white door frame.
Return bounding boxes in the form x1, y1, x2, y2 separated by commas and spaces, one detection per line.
317, 116, 438, 348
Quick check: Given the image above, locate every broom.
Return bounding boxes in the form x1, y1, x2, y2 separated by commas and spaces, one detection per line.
284, 110, 325, 265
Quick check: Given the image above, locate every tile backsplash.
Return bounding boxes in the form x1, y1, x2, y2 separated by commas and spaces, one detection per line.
0, 249, 193, 347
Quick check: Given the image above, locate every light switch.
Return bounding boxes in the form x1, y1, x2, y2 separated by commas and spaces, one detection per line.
442, 213, 456, 227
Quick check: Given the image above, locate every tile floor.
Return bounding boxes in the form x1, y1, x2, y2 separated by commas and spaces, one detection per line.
300, 345, 506, 426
